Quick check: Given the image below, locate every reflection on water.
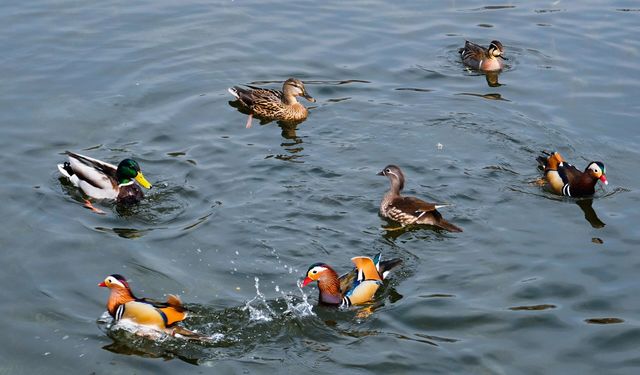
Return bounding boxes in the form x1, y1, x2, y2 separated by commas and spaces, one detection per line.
575, 199, 606, 229
457, 92, 509, 101
485, 71, 501, 87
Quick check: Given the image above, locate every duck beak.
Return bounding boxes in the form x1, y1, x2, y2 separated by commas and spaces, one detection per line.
377, 170, 385, 176
303, 93, 316, 103
135, 172, 152, 189
599, 175, 608, 185
500, 55, 508, 60
98, 281, 107, 287
301, 277, 313, 287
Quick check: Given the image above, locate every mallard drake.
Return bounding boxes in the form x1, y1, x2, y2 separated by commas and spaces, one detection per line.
99, 274, 203, 338
537, 151, 608, 197
57, 152, 152, 205
228, 77, 315, 128
378, 165, 463, 232
302, 253, 402, 307
459, 40, 507, 71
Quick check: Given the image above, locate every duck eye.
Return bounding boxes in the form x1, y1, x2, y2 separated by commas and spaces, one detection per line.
312, 270, 317, 274
385, 169, 390, 173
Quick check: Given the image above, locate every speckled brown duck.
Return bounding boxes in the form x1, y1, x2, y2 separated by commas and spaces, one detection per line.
302, 253, 402, 307
228, 78, 315, 128
537, 152, 608, 197
378, 165, 463, 232
459, 40, 507, 71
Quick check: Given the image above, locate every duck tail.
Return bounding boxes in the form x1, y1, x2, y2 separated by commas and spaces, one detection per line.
227, 87, 240, 99
537, 151, 564, 171
169, 326, 214, 343
378, 257, 403, 280
57, 162, 74, 178
436, 218, 463, 233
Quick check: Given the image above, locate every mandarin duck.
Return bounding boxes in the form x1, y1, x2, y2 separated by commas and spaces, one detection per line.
228, 77, 315, 128
378, 165, 463, 232
537, 151, 608, 197
57, 152, 152, 206
459, 40, 507, 72
99, 274, 201, 338
302, 253, 402, 307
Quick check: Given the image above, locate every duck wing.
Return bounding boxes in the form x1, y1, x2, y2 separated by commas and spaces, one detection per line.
135, 294, 187, 327
230, 86, 282, 108
62, 152, 119, 199
391, 196, 441, 216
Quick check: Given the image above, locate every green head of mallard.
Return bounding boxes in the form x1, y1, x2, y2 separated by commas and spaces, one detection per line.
283, 78, 315, 103
116, 159, 152, 189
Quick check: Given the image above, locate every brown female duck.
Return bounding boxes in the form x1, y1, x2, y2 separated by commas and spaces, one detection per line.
302, 253, 402, 307
459, 40, 507, 71
378, 165, 463, 232
537, 152, 608, 197
228, 78, 315, 128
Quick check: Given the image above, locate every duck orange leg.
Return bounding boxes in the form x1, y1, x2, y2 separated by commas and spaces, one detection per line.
245, 113, 253, 128
83, 199, 106, 215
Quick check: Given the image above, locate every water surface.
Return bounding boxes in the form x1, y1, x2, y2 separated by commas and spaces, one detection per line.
1, 1, 640, 374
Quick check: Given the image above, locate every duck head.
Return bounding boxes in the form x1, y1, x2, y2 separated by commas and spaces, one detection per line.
99, 274, 130, 290
586, 161, 608, 185
283, 78, 315, 103
302, 263, 336, 287
116, 159, 152, 189
377, 164, 405, 191
489, 40, 507, 59
99, 274, 136, 315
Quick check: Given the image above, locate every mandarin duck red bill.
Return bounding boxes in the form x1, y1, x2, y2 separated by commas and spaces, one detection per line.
537, 152, 608, 197
301, 253, 402, 307
378, 165, 463, 232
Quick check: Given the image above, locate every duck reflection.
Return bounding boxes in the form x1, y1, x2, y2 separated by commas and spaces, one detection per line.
485, 71, 502, 87
575, 198, 605, 228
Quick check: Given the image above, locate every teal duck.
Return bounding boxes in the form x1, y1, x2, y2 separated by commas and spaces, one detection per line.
459, 40, 507, 71
378, 165, 463, 232
228, 78, 315, 128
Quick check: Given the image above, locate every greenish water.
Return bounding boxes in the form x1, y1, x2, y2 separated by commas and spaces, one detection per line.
1, 1, 639, 374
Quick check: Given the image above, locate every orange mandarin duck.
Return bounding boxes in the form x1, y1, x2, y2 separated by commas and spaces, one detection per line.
378, 165, 463, 232
301, 253, 402, 307
537, 152, 608, 197
99, 274, 201, 338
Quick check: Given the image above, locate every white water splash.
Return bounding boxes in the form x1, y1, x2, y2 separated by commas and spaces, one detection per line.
281, 282, 315, 317
243, 277, 276, 322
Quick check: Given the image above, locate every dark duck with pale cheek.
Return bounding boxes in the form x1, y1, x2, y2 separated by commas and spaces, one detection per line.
378, 165, 463, 232
228, 77, 316, 128
301, 253, 402, 307
57, 152, 152, 205
459, 40, 507, 72
537, 152, 608, 197
99, 274, 202, 338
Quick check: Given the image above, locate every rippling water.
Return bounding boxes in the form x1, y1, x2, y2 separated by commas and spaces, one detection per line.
2, 0, 640, 374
